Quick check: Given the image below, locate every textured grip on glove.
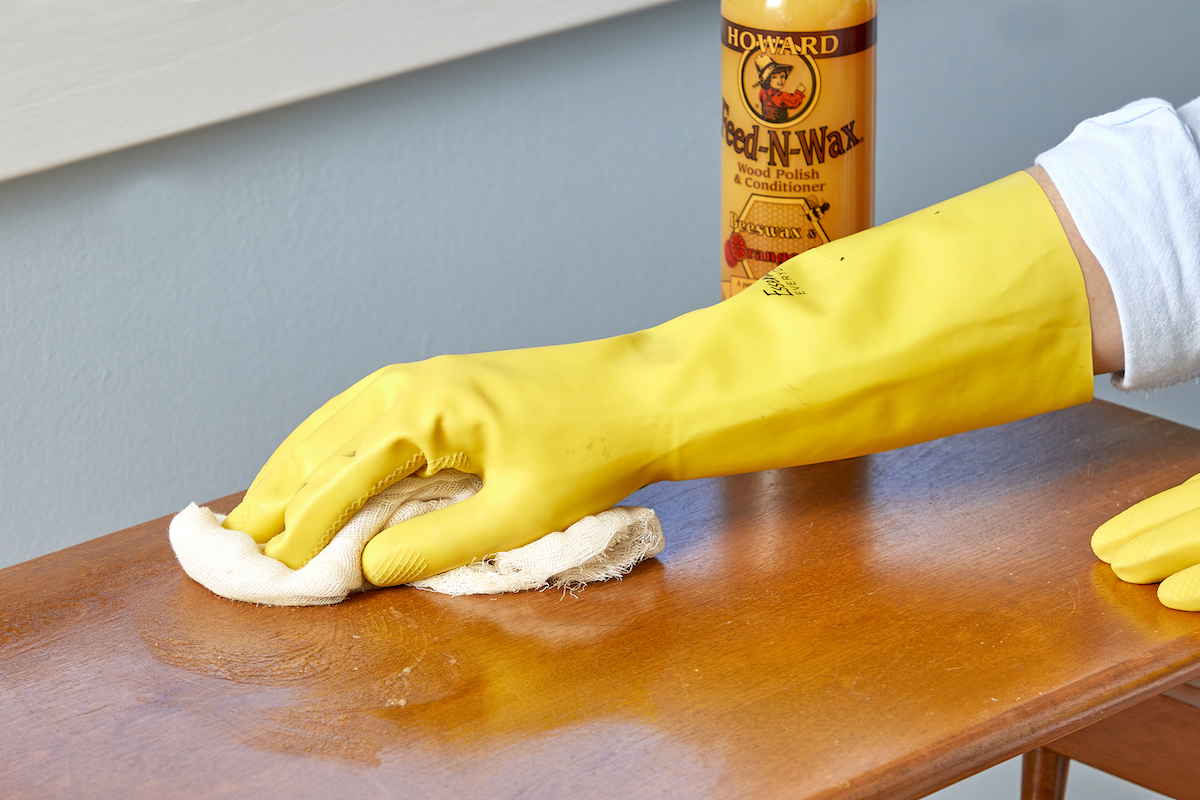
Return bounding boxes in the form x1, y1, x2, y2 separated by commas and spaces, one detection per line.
1094, 473, 1200, 610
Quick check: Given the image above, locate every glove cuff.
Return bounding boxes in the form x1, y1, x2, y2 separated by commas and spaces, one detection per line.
650, 172, 1093, 481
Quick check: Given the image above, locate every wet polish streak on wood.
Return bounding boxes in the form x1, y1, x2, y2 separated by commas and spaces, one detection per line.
2, 400, 1200, 799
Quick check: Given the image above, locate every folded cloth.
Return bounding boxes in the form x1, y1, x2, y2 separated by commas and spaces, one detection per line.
169, 470, 664, 606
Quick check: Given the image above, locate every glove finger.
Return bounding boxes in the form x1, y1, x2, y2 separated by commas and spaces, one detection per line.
226, 366, 414, 542
1158, 561, 1200, 612
1092, 474, 1200, 563
261, 424, 432, 569
362, 484, 552, 585
1110, 505, 1200, 584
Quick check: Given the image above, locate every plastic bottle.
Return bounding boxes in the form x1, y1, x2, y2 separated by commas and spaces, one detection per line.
721, 0, 877, 298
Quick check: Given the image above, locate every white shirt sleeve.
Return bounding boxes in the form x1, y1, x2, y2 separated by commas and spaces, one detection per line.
1035, 97, 1200, 391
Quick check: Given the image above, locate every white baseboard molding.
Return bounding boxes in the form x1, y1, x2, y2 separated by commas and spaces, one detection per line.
2, 0, 676, 183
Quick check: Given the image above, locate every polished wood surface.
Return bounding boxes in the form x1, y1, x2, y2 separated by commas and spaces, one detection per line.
4, 400, 1200, 799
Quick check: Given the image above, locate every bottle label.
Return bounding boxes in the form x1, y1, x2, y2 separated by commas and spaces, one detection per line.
721, 16, 876, 298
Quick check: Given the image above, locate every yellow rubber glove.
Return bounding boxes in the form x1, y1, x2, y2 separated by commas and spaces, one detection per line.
225, 172, 1093, 586
1093, 474, 1200, 611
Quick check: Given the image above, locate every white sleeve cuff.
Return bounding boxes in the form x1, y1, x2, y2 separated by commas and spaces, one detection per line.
1035, 97, 1200, 392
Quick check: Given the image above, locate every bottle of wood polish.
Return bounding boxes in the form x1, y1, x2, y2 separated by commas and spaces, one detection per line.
721, 0, 876, 298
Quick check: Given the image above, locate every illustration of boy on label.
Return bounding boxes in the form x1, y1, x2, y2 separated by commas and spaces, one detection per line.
754, 53, 807, 123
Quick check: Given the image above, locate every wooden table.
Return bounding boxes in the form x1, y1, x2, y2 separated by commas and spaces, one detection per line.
3, 400, 1200, 799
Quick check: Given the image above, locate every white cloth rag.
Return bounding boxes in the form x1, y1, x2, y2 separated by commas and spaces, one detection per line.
169, 470, 664, 606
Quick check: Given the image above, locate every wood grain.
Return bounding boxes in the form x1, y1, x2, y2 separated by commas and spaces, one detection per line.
3, 400, 1200, 799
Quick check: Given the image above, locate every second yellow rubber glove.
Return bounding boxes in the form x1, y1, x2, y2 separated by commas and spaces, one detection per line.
225, 171, 1093, 586
1093, 474, 1200, 611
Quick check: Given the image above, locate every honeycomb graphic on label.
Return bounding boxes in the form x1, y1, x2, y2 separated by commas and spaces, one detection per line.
726, 193, 829, 285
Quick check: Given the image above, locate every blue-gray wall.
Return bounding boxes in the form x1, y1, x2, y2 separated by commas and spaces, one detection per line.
3, 0, 1199, 572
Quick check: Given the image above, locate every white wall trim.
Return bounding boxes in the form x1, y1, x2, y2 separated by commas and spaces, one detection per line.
2, 0, 676, 183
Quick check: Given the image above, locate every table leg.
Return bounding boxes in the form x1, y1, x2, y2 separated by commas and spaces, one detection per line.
1021, 748, 1069, 800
